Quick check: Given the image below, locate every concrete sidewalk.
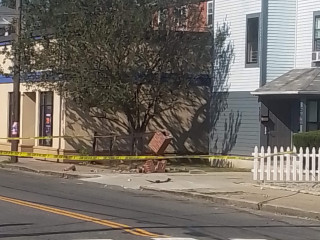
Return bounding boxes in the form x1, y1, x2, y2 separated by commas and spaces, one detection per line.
0, 157, 111, 178
1, 157, 320, 221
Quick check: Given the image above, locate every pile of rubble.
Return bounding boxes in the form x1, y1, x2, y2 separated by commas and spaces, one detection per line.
112, 160, 167, 174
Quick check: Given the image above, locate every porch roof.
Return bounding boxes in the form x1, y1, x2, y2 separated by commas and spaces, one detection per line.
252, 68, 320, 96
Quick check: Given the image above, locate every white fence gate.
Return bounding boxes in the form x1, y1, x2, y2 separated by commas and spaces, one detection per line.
253, 146, 320, 182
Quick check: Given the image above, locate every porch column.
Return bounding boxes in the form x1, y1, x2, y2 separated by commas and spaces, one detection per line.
299, 98, 307, 133
34, 91, 40, 147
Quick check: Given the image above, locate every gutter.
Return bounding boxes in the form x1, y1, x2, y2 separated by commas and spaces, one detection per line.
251, 91, 320, 96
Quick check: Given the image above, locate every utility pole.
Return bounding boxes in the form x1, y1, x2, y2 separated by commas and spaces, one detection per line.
10, 0, 22, 163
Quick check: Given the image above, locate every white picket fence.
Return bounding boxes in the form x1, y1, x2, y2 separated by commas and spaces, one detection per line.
253, 146, 320, 182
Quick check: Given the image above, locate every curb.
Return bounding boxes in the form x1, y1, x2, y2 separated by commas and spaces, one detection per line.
141, 186, 320, 221
255, 184, 320, 197
0, 163, 91, 179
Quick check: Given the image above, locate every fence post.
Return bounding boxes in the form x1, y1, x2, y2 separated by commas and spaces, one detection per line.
306, 147, 310, 181
318, 148, 320, 182
273, 146, 278, 181
286, 147, 291, 181
317, 148, 320, 182
267, 146, 271, 181
292, 146, 297, 181
311, 147, 316, 181
253, 146, 258, 181
299, 147, 304, 181
279, 146, 284, 181
260, 146, 265, 181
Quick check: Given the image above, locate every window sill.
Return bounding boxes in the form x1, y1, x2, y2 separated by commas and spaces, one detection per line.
245, 63, 260, 68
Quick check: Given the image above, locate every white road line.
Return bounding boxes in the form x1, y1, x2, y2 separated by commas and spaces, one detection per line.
152, 238, 199, 240
229, 239, 267, 240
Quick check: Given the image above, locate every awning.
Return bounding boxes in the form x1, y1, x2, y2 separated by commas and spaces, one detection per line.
0, 74, 12, 83
252, 68, 320, 96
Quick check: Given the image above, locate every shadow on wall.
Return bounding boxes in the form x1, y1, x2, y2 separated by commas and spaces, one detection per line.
208, 22, 242, 157
65, 87, 240, 157
64, 23, 241, 157
151, 86, 209, 155
211, 110, 242, 155
65, 88, 210, 155
210, 111, 242, 168
64, 100, 130, 154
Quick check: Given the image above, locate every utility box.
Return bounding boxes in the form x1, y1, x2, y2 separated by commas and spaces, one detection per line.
148, 131, 172, 155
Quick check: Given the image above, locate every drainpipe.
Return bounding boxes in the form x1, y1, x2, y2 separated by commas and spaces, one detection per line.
208, 0, 215, 155
260, 0, 268, 87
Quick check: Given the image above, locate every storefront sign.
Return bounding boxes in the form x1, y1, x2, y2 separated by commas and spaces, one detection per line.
11, 122, 18, 136
45, 114, 52, 135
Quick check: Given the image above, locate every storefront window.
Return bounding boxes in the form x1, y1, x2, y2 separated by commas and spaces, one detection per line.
39, 92, 53, 146
307, 100, 320, 131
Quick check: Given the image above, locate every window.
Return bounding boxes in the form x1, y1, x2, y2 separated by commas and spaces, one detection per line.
8, 92, 14, 138
207, 1, 213, 26
39, 91, 53, 146
158, 8, 168, 26
174, 5, 187, 28
314, 15, 320, 51
306, 100, 320, 131
246, 14, 260, 67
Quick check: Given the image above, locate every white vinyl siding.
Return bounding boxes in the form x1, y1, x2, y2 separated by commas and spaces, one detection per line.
266, 0, 297, 83
210, 92, 260, 155
215, 0, 261, 92
295, 0, 319, 68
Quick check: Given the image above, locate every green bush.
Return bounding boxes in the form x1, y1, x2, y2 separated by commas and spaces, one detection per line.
293, 131, 320, 149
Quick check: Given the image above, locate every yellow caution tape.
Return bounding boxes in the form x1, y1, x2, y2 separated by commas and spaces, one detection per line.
0, 133, 158, 141
0, 135, 119, 141
0, 150, 293, 162
0, 136, 84, 140
0, 150, 227, 161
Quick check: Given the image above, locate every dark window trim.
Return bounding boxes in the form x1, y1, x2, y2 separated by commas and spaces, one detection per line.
313, 11, 320, 52
260, 0, 268, 87
39, 91, 54, 147
245, 12, 261, 68
174, 5, 188, 28
207, 0, 214, 27
306, 99, 320, 131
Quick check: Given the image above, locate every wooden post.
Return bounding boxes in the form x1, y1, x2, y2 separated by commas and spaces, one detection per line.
286, 147, 291, 181
279, 146, 284, 181
318, 148, 320, 182
292, 147, 297, 181
305, 147, 310, 181
273, 146, 278, 181
260, 146, 265, 181
311, 147, 316, 181
253, 146, 258, 181
298, 147, 304, 181
266, 146, 271, 181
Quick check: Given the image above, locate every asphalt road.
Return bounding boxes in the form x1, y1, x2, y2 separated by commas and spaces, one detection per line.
0, 169, 319, 240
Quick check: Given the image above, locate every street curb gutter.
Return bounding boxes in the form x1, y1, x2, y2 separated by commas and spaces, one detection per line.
1, 163, 319, 221
0, 163, 93, 179
141, 187, 320, 221
254, 184, 320, 196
